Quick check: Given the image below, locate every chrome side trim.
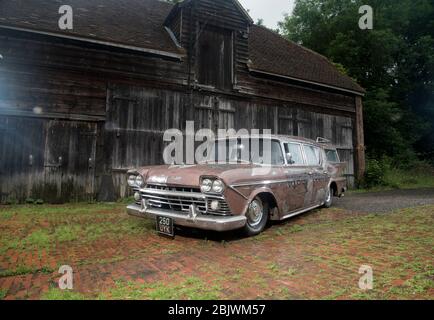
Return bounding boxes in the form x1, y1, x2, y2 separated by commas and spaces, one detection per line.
231, 177, 307, 188
280, 204, 322, 220
139, 188, 224, 200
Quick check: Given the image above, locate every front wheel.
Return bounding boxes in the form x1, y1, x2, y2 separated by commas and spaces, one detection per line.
242, 197, 269, 236
323, 186, 333, 208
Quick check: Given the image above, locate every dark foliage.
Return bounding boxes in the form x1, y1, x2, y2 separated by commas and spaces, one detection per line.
279, 0, 434, 167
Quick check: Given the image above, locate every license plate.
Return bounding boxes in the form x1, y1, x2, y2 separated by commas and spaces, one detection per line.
156, 216, 174, 237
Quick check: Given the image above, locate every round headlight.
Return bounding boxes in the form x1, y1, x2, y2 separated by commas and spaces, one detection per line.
135, 175, 145, 188
212, 180, 225, 193
128, 175, 137, 187
201, 179, 213, 193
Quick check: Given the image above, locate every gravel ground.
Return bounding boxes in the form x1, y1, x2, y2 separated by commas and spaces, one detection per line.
334, 188, 434, 213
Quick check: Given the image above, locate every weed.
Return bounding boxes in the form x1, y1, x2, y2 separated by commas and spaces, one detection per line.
41, 288, 87, 300
0, 289, 7, 299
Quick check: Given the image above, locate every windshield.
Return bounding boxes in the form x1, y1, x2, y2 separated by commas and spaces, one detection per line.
205, 138, 284, 165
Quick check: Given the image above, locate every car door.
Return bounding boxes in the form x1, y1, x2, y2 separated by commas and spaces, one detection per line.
282, 142, 310, 213
302, 144, 329, 206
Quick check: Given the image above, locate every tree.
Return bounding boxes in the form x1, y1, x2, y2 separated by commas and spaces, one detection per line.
256, 18, 265, 26
279, 0, 434, 165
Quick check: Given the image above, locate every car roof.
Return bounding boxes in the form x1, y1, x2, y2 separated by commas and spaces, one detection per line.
214, 134, 324, 147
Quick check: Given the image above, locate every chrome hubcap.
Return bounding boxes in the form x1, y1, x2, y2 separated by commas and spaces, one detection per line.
326, 188, 332, 203
247, 200, 263, 227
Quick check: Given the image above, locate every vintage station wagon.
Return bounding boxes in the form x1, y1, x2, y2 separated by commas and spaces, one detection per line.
126, 135, 347, 236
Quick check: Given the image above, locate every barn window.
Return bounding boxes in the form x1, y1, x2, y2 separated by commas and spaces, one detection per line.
197, 25, 233, 90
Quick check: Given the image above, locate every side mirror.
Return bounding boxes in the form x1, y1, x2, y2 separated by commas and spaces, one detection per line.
286, 153, 295, 164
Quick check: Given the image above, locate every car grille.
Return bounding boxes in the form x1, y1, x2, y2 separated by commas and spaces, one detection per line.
137, 184, 232, 216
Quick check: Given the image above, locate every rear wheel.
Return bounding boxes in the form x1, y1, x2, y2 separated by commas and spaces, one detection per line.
323, 186, 333, 208
243, 197, 269, 236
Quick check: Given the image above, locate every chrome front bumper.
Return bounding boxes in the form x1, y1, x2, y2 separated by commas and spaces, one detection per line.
127, 204, 247, 232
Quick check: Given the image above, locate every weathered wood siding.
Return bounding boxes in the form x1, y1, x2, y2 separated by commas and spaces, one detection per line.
101, 86, 356, 198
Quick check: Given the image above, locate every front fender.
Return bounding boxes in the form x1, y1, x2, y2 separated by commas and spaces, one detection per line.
242, 186, 281, 217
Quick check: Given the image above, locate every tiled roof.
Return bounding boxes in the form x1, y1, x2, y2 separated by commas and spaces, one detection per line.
0, 0, 181, 54
0, 0, 364, 93
249, 25, 364, 93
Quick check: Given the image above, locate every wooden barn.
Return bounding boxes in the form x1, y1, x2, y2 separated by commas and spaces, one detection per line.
0, 0, 365, 203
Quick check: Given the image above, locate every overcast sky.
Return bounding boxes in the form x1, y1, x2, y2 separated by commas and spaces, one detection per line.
238, 0, 295, 29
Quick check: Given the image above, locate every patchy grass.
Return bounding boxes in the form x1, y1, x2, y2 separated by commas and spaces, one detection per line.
352, 165, 434, 193
0, 265, 54, 278
99, 277, 222, 300
0, 202, 433, 300
53, 224, 81, 242
0, 203, 153, 256
0, 288, 7, 300
41, 288, 88, 300
384, 166, 434, 189
24, 230, 51, 249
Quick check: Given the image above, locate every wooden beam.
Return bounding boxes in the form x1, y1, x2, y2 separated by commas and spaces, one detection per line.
354, 96, 366, 182
0, 108, 106, 122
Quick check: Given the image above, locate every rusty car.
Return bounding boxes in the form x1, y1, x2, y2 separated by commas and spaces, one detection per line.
126, 135, 347, 236
317, 138, 348, 198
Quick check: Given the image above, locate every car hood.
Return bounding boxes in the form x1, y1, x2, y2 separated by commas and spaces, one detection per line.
134, 163, 275, 186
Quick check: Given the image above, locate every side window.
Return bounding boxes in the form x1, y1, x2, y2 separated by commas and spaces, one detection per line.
271, 140, 285, 165
303, 145, 321, 166
284, 143, 304, 165
325, 149, 340, 163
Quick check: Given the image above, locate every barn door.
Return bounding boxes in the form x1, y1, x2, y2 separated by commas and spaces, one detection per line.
44, 120, 97, 203
0, 116, 45, 203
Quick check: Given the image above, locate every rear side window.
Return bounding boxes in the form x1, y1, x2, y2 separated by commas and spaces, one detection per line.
284, 143, 304, 165
270, 140, 285, 165
303, 145, 321, 166
325, 149, 340, 163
